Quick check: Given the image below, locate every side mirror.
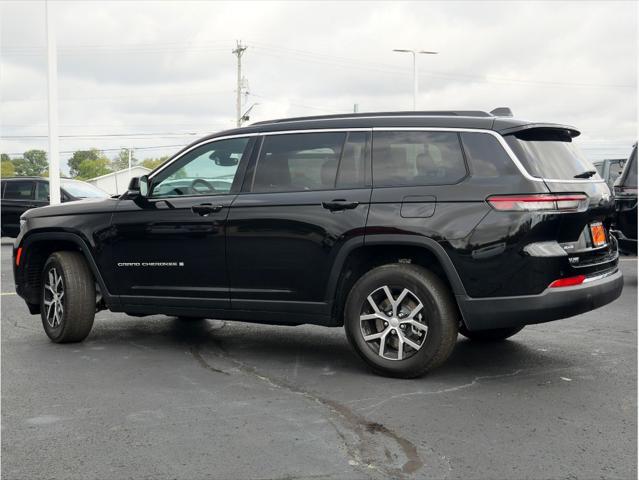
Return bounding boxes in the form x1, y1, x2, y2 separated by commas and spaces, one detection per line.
124, 175, 149, 199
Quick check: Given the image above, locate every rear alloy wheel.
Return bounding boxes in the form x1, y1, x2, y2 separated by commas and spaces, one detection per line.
41, 251, 95, 343
344, 264, 458, 378
459, 325, 524, 342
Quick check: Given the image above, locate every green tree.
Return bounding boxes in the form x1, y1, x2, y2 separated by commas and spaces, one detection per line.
76, 157, 111, 180
112, 148, 138, 171
12, 149, 48, 176
141, 155, 169, 170
1, 158, 15, 177
67, 149, 105, 177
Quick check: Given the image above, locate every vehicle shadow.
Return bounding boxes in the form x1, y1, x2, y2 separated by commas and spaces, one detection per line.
87, 314, 576, 381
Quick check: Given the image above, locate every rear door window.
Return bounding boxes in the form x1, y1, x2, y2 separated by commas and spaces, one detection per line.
4, 180, 35, 200
372, 131, 467, 186
252, 132, 346, 193
504, 128, 599, 180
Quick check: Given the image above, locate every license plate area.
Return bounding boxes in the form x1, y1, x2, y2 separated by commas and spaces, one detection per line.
590, 222, 607, 247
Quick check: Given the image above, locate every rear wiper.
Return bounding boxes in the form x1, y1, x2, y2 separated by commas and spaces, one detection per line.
574, 170, 597, 179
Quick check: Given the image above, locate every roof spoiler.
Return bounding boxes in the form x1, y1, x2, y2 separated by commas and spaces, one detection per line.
490, 107, 513, 117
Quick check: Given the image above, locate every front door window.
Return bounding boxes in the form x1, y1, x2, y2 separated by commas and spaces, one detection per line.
151, 137, 250, 197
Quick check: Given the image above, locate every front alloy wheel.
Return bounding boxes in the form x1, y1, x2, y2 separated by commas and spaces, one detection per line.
40, 251, 96, 343
43, 267, 65, 328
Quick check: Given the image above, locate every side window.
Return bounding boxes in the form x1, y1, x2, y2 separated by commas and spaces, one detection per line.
35, 182, 50, 201
460, 132, 518, 177
4, 181, 35, 200
372, 131, 467, 187
336, 132, 370, 189
252, 132, 346, 193
151, 137, 249, 197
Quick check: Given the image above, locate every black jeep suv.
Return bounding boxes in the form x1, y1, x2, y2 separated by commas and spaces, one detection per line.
13, 110, 624, 377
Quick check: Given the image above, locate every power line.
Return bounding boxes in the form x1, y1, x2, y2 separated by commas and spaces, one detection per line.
1, 132, 208, 139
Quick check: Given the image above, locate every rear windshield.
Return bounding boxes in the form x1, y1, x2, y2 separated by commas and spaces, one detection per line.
504, 128, 600, 181
61, 180, 108, 198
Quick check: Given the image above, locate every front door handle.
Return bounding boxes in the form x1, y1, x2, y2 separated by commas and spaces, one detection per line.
321, 199, 359, 212
191, 203, 223, 216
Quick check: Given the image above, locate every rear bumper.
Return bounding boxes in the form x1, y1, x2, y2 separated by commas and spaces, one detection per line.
457, 269, 624, 331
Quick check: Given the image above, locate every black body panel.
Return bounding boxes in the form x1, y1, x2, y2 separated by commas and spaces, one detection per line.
12, 111, 623, 331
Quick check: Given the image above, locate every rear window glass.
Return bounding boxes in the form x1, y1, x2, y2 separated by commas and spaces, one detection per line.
4, 180, 34, 200
504, 129, 600, 181
36, 182, 49, 201
252, 132, 346, 193
372, 131, 467, 186
460, 132, 518, 177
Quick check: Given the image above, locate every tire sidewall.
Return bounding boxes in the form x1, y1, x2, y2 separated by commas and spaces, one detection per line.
40, 255, 68, 342
344, 265, 453, 376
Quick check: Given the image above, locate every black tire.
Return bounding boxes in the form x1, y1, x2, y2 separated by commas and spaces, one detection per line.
344, 264, 458, 378
459, 325, 524, 342
40, 251, 95, 343
176, 316, 206, 321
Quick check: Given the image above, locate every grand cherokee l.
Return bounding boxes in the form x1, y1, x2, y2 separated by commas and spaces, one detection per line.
13, 110, 624, 377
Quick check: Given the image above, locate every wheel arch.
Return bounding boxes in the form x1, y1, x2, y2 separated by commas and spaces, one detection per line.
20, 231, 115, 307
326, 235, 467, 326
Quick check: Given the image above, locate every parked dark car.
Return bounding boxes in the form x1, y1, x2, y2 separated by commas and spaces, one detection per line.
12, 110, 623, 377
593, 158, 626, 190
611, 142, 637, 254
1, 177, 108, 237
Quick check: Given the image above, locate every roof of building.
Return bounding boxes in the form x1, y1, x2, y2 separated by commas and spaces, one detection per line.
87, 165, 151, 182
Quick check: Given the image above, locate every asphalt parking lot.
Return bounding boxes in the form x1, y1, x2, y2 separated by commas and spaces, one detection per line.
1, 240, 636, 480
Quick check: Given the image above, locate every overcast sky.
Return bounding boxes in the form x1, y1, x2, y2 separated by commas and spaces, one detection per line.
1, 0, 637, 172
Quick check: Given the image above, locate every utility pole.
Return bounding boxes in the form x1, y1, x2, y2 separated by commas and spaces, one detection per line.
45, 0, 60, 205
392, 49, 438, 110
232, 40, 247, 127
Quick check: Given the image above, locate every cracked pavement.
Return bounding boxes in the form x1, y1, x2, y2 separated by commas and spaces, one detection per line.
1, 241, 636, 479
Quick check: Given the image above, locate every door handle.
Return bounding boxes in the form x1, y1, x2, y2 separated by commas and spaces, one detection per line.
321, 199, 359, 212
191, 203, 223, 216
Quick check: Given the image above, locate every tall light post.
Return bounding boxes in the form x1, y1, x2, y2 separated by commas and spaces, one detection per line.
45, 0, 61, 204
392, 49, 438, 110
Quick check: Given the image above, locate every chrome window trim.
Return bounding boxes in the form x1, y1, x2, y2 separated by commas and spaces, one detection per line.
372, 127, 605, 184
149, 126, 604, 185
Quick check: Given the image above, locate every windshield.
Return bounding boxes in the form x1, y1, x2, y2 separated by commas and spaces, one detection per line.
505, 128, 600, 181
62, 180, 109, 198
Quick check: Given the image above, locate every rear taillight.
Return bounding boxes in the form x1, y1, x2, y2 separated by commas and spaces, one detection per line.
487, 193, 588, 212
549, 275, 586, 288
15, 247, 23, 266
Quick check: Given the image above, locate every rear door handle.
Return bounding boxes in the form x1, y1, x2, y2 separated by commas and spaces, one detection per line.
321, 199, 359, 212
191, 203, 223, 216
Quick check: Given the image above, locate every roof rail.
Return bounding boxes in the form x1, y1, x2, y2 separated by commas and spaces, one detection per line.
251, 110, 493, 126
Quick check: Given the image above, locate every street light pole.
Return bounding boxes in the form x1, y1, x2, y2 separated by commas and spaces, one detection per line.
392, 49, 438, 110
45, 0, 60, 205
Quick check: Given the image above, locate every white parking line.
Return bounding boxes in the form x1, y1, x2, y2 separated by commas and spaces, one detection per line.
1, 292, 17, 296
